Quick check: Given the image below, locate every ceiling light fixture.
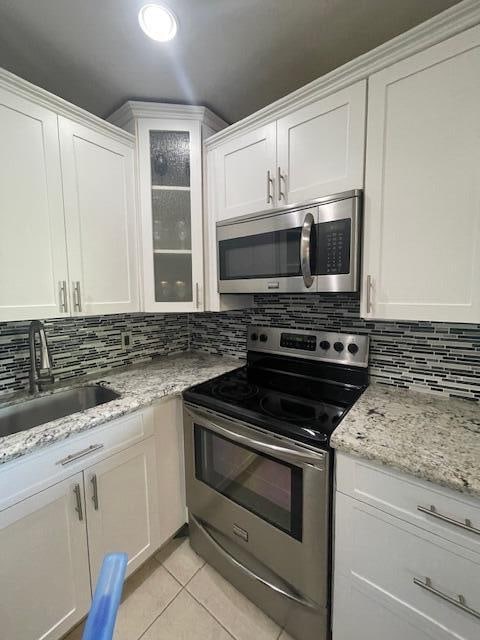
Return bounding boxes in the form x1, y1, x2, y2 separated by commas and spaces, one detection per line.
138, 4, 178, 42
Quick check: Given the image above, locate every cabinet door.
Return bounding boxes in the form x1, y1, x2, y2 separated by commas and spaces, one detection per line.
84, 438, 160, 585
59, 117, 139, 316
0, 474, 91, 640
362, 25, 480, 322
215, 123, 277, 220
138, 119, 204, 312
0, 88, 69, 321
154, 398, 186, 544
276, 81, 366, 205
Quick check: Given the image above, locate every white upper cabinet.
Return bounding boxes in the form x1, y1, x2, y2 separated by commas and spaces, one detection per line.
215, 123, 277, 220
0, 88, 69, 321
59, 118, 139, 316
362, 25, 480, 323
138, 118, 204, 312
210, 81, 366, 222
276, 81, 366, 205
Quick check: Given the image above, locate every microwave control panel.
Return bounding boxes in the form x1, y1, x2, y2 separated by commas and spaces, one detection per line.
315, 218, 351, 275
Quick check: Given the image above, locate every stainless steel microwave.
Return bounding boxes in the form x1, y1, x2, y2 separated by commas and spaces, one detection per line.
217, 190, 362, 294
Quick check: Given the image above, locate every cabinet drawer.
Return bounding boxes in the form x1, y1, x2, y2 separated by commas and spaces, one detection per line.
334, 572, 463, 640
336, 453, 480, 554
335, 492, 480, 639
0, 408, 153, 509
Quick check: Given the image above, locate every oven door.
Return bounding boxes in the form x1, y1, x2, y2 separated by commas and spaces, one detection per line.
217, 207, 318, 293
183, 403, 330, 611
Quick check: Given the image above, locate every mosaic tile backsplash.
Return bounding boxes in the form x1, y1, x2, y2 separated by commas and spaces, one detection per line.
0, 313, 188, 396
1, 295, 479, 401
189, 294, 480, 402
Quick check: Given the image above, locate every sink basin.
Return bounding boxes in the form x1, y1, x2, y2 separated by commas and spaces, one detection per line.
0, 385, 120, 438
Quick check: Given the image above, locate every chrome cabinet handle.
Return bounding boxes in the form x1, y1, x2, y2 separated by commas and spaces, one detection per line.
413, 576, 480, 620
91, 474, 99, 511
417, 504, 480, 536
266, 170, 274, 204
185, 404, 326, 466
190, 514, 319, 610
366, 275, 373, 313
73, 483, 84, 521
195, 282, 201, 309
57, 443, 104, 466
73, 281, 82, 312
300, 212, 314, 288
277, 167, 286, 201
58, 281, 68, 313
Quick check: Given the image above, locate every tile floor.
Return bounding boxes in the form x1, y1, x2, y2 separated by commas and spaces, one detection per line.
64, 534, 294, 640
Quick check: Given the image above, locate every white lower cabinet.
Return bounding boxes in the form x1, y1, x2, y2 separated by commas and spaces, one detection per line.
0, 473, 91, 640
0, 405, 178, 640
333, 454, 480, 640
84, 438, 160, 586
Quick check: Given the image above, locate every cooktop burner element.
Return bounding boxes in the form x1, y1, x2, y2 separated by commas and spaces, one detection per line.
183, 326, 369, 449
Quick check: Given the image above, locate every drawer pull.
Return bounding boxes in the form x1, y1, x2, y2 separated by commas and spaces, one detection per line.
57, 443, 104, 466
417, 504, 480, 536
413, 576, 480, 620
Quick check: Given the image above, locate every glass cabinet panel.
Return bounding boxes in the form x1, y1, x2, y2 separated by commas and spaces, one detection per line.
149, 130, 193, 303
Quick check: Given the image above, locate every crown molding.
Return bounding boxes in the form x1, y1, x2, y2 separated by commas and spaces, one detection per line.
0, 67, 135, 146
108, 100, 228, 133
205, 0, 480, 149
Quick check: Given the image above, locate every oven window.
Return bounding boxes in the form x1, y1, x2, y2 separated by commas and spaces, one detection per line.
194, 425, 303, 540
218, 227, 304, 280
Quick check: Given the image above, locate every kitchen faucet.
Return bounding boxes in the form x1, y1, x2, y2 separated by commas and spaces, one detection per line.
28, 320, 55, 394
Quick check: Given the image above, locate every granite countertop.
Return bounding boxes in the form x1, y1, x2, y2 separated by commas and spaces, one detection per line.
331, 384, 480, 499
0, 352, 242, 466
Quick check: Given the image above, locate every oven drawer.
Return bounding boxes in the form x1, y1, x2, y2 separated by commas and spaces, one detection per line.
335, 492, 480, 640
336, 452, 480, 555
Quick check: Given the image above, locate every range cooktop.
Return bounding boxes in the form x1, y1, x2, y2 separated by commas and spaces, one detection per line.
183, 326, 369, 449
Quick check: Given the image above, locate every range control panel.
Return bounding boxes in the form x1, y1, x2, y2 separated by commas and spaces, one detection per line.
247, 326, 369, 367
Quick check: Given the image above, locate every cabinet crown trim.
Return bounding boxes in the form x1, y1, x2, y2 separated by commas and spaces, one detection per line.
204, 0, 480, 149
0, 67, 135, 146
107, 100, 228, 133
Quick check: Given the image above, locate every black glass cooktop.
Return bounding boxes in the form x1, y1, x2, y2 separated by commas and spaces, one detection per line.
183, 353, 368, 449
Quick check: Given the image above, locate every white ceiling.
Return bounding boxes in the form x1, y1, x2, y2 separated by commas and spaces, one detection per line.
0, 0, 461, 124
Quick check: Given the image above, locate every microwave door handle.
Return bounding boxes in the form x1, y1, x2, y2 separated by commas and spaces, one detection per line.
300, 212, 314, 288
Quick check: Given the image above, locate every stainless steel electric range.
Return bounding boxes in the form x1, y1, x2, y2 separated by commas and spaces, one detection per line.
182, 326, 369, 640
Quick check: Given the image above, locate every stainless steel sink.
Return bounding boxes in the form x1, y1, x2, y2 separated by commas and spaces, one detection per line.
0, 385, 120, 438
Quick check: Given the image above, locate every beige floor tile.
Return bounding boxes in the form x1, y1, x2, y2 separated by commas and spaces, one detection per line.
61, 622, 84, 640
187, 564, 281, 640
141, 589, 233, 640
154, 536, 184, 565
161, 538, 205, 585
113, 557, 181, 640
278, 631, 295, 640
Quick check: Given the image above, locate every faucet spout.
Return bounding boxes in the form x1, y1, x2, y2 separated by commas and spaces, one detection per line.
29, 320, 55, 394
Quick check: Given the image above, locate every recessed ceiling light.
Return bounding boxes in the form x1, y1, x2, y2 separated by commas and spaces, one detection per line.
138, 4, 178, 42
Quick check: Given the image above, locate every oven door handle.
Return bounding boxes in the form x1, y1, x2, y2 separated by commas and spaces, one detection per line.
185, 405, 326, 467
300, 212, 315, 289
190, 514, 320, 610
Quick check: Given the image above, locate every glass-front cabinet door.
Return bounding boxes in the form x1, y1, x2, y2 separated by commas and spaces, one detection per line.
138, 119, 203, 311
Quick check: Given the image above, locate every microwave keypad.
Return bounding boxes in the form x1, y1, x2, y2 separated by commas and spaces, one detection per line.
315, 218, 351, 276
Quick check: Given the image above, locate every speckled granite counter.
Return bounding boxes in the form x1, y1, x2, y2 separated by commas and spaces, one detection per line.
0, 352, 241, 466
331, 384, 480, 498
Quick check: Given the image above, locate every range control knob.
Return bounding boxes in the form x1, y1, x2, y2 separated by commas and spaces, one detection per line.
334, 341, 344, 352
250, 333, 258, 341
348, 343, 359, 354
259, 334, 268, 343
319, 340, 330, 350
